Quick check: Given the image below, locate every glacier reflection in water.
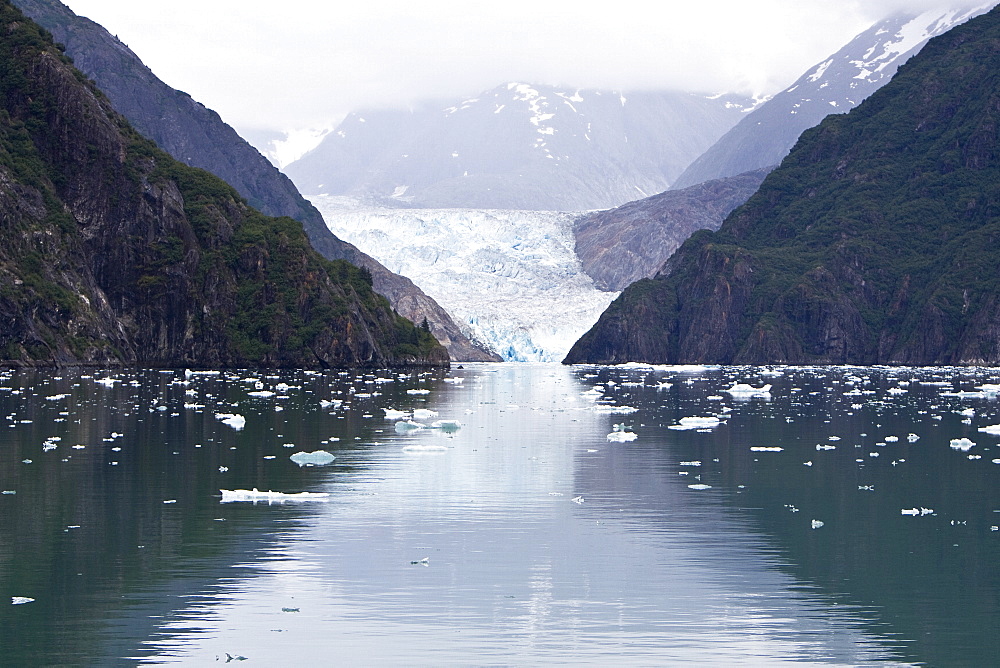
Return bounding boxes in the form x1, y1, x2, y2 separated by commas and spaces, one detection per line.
2, 364, 998, 665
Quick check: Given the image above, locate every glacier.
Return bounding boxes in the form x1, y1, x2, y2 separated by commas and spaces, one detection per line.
310, 196, 619, 362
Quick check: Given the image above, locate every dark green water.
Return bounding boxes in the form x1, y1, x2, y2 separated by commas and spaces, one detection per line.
0, 364, 997, 665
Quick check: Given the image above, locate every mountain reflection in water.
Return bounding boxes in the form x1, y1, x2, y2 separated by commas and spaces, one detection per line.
0, 364, 996, 665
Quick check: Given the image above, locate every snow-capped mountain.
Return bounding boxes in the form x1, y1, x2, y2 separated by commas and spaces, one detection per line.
309, 197, 619, 361
286, 83, 752, 211
671, 4, 997, 189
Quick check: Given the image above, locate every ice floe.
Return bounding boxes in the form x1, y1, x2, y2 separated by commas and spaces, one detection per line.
724, 383, 772, 398
290, 450, 336, 467
669, 416, 722, 430
220, 488, 330, 503
949, 438, 976, 452
215, 413, 246, 430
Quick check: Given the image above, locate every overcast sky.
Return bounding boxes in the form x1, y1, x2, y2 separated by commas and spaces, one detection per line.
58, 0, 989, 138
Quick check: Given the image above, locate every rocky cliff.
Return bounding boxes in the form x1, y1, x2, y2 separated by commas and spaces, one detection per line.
0, 1, 447, 368
565, 6, 1000, 366
572, 168, 771, 292
12, 0, 493, 362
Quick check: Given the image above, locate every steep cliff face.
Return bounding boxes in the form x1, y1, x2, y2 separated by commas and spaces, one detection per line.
565, 6, 1000, 366
12, 0, 489, 362
572, 168, 771, 292
0, 2, 448, 368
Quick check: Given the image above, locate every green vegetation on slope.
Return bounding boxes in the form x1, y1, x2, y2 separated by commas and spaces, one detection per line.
0, 0, 446, 367
566, 7, 1000, 365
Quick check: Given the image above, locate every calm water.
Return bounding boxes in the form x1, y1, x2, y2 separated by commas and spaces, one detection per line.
1, 363, 998, 666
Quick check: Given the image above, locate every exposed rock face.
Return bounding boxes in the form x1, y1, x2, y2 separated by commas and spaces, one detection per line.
284, 83, 753, 211
565, 6, 1000, 366
572, 168, 771, 292
0, 2, 448, 368
671, 5, 995, 190
12, 0, 491, 362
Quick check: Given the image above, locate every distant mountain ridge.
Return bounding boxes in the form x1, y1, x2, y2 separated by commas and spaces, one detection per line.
671, 4, 997, 189
566, 5, 1000, 365
12, 0, 496, 361
285, 83, 752, 211
572, 168, 772, 292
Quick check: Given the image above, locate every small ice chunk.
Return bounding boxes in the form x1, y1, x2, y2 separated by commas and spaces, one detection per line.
215, 413, 246, 430
607, 430, 637, 442
247, 390, 275, 398
320, 399, 343, 409
669, 416, 721, 430
431, 420, 461, 433
220, 488, 329, 503
950, 438, 976, 452
811, 519, 824, 529
907, 433, 920, 442
406, 389, 431, 395
11, 596, 34, 605
382, 408, 409, 420
978, 425, 1000, 436
724, 383, 772, 398
395, 420, 424, 433
571, 495, 585, 504
750, 446, 783, 452
687, 484, 712, 490
290, 450, 336, 467
412, 408, 438, 420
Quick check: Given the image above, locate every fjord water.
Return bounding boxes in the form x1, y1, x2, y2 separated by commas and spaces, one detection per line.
1, 365, 998, 665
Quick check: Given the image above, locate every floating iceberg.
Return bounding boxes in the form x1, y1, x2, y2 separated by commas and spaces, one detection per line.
320, 399, 343, 409
669, 416, 722, 430
949, 438, 976, 452
430, 420, 461, 433
607, 430, 637, 442
215, 413, 246, 430
750, 446, 784, 452
11, 596, 34, 605
978, 425, 1000, 436
811, 519, 824, 529
247, 390, 275, 398
220, 488, 330, 503
383, 408, 409, 420
901, 507, 934, 516
687, 484, 712, 490
724, 383, 772, 398
395, 420, 424, 433
413, 408, 438, 420
290, 450, 336, 467
406, 389, 431, 395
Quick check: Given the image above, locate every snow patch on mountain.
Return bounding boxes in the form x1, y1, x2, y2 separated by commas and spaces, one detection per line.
310, 197, 618, 362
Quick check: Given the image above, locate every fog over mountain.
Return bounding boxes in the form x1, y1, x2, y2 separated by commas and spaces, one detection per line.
284, 83, 752, 211
672, 3, 996, 188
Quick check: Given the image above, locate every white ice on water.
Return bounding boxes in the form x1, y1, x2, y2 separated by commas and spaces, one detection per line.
724, 383, 772, 398
669, 416, 722, 430
220, 488, 330, 503
289, 451, 336, 467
